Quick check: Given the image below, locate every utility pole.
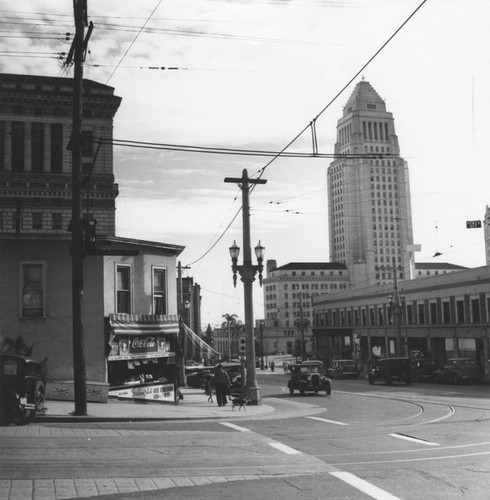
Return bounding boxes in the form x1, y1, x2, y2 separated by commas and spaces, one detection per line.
177, 261, 190, 383
225, 169, 266, 405
70, 0, 88, 416
299, 301, 306, 361
390, 257, 404, 357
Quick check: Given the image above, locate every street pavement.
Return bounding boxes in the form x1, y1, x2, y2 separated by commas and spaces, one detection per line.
1, 371, 332, 500
34, 369, 300, 423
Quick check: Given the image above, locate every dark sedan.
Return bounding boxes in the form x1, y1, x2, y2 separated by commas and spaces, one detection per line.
434, 358, 483, 384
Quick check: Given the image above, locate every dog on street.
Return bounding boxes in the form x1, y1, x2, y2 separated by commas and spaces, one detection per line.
230, 394, 251, 411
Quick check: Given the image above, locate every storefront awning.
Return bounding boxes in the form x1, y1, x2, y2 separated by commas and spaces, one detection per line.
109, 313, 180, 336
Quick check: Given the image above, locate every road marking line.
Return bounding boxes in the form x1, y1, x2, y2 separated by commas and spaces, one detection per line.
268, 441, 302, 455
330, 471, 402, 500
307, 416, 349, 426
389, 433, 439, 446
220, 422, 251, 432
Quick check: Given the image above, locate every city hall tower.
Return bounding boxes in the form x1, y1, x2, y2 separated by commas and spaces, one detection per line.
328, 80, 414, 287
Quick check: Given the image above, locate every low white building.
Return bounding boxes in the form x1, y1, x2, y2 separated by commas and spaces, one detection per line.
312, 265, 490, 378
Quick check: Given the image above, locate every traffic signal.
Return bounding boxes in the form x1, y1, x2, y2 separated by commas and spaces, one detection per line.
239, 337, 246, 355
83, 219, 97, 251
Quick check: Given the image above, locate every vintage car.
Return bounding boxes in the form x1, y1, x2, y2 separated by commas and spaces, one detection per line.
411, 357, 439, 382
186, 366, 212, 389
287, 361, 331, 396
434, 358, 483, 384
327, 359, 360, 379
368, 357, 411, 385
0, 354, 46, 425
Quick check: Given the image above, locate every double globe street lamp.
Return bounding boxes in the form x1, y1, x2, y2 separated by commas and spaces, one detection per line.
229, 239, 265, 405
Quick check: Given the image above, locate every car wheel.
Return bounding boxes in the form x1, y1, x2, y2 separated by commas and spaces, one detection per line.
9, 393, 35, 426
289, 387, 294, 395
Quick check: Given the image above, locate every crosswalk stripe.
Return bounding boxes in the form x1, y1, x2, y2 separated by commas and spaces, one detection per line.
307, 416, 349, 426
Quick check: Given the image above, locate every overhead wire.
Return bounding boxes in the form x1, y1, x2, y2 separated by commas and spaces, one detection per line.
105, 0, 162, 85
183, 0, 429, 268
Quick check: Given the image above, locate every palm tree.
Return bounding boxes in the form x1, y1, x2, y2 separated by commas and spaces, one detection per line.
222, 313, 238, 361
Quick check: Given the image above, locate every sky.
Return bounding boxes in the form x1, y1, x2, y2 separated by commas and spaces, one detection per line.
2, 0, 490, 329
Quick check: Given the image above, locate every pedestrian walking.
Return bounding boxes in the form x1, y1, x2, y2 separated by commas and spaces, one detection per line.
213, 364, 230, 407
204, 374, 214, 403
270, 360, 275, 372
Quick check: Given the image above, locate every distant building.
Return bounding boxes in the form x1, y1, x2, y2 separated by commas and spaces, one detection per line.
414, 262, 469, 278
485, 205, 490, 266
312, 266, 490, 379
327, 80, 415, 287
262, 260, 349, 356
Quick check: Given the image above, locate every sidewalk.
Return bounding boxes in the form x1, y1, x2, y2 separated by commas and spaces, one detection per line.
34, 386, 320, 423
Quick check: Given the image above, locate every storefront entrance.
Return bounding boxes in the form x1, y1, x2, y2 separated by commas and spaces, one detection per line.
106, 313, 181, 404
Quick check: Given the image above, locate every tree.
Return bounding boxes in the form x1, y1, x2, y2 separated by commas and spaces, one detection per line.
203, 324, 214, 347
221, 313, 242, 360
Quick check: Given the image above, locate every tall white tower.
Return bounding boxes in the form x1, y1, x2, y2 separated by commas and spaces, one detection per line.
328, 80, 414, 287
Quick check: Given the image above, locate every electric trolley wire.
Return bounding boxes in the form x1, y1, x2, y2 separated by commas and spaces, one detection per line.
105, 0, 162, 85
181, 0, 429, 267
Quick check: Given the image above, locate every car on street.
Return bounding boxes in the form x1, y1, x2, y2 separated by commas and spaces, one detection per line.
368, 357, 411, 385
434, 358, 483, 384
0, 354, 46, 425
287, 360, 331, 396
411, 357, 439, 382
327, 359, 360, 379
186, 366, 212, 389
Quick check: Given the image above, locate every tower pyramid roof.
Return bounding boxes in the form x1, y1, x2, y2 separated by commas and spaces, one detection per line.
343, 80, 387, 114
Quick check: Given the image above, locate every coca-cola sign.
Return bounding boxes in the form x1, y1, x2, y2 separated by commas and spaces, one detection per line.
130, 336, 157, 353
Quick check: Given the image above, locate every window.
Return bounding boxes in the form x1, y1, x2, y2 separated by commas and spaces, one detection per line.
456, 300, 465, 324
471, 298, 481, 323
442, 301, 451, 324
153, 268, 167, 315
52, 213, 62, 230
417, 303, 425, 324
406, 304, 413, 325
21, 263, 44, 317
31, 122, 44, 173
32, 212, 43, 229
430, 302, 438, 324
12, 122, 25, 172
51, 123, 63, 173
116, 265, 131, 313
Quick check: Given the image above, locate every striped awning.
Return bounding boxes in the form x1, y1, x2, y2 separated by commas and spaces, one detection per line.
108, 313, 180, 336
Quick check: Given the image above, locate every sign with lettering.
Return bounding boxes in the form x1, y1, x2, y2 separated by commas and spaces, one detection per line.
108, 382, 176, 403
466, 220, 482, 228
130, 336, 157, 354
108, 335, 175, 360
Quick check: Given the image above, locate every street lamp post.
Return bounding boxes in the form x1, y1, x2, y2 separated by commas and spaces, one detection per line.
229, 239, 265, 404
389, 257, 406, 357
225, 169, 266, 405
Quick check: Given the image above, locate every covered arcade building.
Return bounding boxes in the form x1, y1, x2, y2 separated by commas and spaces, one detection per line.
312, 266, 490, 379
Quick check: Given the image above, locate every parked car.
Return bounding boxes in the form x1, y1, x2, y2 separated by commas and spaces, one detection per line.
411, 357, 439, 382
0, 354, 46, 425
328, 359, 360, 379
186, 366, 212, 389
287, 361, 331, 396
368, 357, 411, 385
434, 358, 483, 384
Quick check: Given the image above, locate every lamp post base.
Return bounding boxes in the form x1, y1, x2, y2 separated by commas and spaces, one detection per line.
245, 385, 261, 405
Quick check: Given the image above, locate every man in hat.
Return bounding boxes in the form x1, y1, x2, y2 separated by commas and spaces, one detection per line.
214, 364, 230, 407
